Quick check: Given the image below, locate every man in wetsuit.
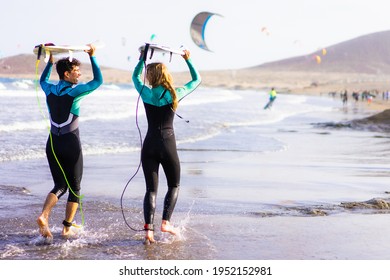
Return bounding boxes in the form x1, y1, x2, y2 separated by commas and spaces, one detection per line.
264, 87, 277, 109
36, 44, 103, 239
132, 49, 201, 243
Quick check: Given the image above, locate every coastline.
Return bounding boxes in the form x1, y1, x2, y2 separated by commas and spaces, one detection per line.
1, 53, 389, 112
5, 68, 390, 111
189, 69, 390, 112
2, 73, 390, 261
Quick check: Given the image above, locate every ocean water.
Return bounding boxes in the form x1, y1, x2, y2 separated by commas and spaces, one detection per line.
1, 77, 390, 260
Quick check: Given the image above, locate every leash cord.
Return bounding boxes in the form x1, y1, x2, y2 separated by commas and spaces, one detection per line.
119, 59, 147, 232
119, 92, 144, 232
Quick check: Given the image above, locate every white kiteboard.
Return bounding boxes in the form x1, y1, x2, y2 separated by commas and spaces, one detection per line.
33, 42, 104, 62
138, 43, 185, 63
138, 43, 185, 56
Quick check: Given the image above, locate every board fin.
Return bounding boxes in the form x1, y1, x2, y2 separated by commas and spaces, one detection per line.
68, 50, 74, 62
138, 43, 184, 64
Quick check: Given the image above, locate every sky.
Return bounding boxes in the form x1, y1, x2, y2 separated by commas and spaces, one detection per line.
2, 0, 390, 72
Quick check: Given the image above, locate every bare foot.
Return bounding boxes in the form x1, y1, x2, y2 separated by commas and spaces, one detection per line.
37, 215, 53, 239
61, 225, 78, 239
144, 230, 155, 244
161, 220, 178, 236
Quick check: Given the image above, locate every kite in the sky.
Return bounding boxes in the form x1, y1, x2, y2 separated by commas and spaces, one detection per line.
190, 11, 221, 51
261, 27, 270, 36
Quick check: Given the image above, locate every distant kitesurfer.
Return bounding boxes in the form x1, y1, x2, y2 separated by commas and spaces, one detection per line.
264, 87, 277, 109
132, 48, 201, 244
36, 44, 103, 240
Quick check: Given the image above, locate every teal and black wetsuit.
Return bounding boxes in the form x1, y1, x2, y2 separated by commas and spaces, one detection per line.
132, 58, 201, 227
40, 56, 103, 203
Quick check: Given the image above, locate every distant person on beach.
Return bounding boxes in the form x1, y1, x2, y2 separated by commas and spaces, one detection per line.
352, 91, 359, 102
36, 44, 103, 240
264, 87, 277, 109
132, 48, 201, 244
342, 90, 348, 105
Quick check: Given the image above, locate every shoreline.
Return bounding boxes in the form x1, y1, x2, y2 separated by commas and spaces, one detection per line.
2, 68, 390, 113
2, 81, 390, 260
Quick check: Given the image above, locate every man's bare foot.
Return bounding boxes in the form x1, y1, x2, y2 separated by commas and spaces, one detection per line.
61, 226, 78, 239
161, 220, 178, 235
37, 215, 53, 239
144, 230, 156, 245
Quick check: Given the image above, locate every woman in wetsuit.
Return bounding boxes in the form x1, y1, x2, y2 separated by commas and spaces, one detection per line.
132, 49, 201, 243
36, 45, 103, 239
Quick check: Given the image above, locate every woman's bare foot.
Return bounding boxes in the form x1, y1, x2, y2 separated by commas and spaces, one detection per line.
37, 215, 53, 239
144, 230, 156, 245
161, 220, 178, 236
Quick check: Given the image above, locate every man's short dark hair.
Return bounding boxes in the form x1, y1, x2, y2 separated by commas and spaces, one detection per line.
56, 58, 81, 80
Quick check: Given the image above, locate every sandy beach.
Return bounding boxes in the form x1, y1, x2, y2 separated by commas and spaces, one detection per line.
2, 49, 390, 269
2, 1, 390, 276
1, 82, 390, 263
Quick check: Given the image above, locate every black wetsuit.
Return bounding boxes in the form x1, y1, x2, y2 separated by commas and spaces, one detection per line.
142, 103, 181, 224
40, 56, 103, 203
132, 58, 201, 226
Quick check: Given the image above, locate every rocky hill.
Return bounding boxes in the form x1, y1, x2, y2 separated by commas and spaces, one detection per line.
200, 30, 390, 92
0, 53, 133, 84
255, 30, 390, 74
2, 30, 390, 92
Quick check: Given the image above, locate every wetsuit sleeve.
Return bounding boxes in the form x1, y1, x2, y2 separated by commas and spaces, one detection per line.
176, 58, 201, 101
71, 56, 103, 98
132, 59, 146, 93
132, 60, 155, 102
69, 56, 103, 116
40, 62, 54, 96
88, 56, 103, 88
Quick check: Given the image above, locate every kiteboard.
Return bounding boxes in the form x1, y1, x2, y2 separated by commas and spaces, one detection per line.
138, 43, 185, 63
138, 43, 185, 56
264, 98, 276, 110
33, 42, 104, 62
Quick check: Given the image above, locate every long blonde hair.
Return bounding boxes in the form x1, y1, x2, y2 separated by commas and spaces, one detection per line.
146, 63, 178, 110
